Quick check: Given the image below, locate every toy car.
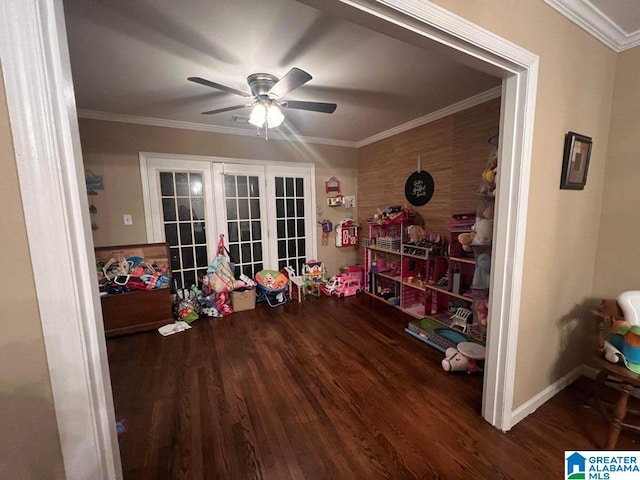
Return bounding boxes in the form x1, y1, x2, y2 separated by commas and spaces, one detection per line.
324, 274, 349, 295
331, 275, 362, 298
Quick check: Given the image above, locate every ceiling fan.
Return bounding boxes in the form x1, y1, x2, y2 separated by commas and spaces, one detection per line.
188, 67, 337, 130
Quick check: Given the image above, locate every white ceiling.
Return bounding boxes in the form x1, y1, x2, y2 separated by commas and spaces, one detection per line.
545, 0, 640, 52
62, 0, 502, 147
63, 0, 640, 147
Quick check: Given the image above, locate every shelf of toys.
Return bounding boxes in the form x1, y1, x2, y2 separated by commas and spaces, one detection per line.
363, 205, 446, 315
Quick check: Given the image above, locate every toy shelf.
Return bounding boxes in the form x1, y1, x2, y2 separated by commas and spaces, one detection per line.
426, 284, 474, 301
403, 304, 426, 319
449, 256, 475, 265
368, 245, 401, 255
377, 272, 401, 283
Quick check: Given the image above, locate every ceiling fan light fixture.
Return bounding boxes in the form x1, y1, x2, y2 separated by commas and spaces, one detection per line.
266, 104, 284, 128
248, 102, 267, 127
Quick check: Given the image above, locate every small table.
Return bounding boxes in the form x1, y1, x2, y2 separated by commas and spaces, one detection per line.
590, 355, 640, 449
457, 342, 486, 360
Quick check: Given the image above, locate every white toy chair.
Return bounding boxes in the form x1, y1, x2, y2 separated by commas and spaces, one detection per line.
450, 307, 473, 333
283, 266, 305, 303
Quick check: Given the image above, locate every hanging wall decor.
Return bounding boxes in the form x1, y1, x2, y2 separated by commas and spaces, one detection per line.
405, 155, 434, 206
560, 131, 592, 190
85, 170, 104, 196
325, 176, 341, 194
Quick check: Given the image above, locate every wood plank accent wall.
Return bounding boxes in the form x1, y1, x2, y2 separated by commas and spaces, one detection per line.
357, 98, 501, 242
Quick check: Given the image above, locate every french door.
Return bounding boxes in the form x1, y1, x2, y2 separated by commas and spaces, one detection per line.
141, 154, 316, 289
212, 164, 269, 279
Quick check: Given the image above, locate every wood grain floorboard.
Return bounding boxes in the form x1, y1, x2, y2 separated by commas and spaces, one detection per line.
107, 295, 638, 480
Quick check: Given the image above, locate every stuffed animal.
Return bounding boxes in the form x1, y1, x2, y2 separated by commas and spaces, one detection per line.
406, 225, 427, 245
473, 218, 493, 245
458, 231, 475, 252
474, 297, 489, 326
480, 154, 498, 196
441, 347, 481, 374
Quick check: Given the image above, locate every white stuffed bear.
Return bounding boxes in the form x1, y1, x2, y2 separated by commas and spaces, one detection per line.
472, 218, 493, 245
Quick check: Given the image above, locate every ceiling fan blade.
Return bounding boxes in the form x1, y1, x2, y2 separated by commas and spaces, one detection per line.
201, 104, 249, 115
281, 100, 337, 114
188, 77, 251, 98
269, 67, 312, 98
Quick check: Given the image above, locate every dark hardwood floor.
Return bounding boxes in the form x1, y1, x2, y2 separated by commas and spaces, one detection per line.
107, 294, 638, 480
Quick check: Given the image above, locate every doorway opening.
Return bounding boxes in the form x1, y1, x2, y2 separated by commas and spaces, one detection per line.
0, 0, 537, 477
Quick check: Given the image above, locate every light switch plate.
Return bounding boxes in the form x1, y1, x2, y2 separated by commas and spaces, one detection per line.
123, 214, 132, 225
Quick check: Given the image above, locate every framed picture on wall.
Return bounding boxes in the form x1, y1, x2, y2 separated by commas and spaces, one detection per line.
560, 131, 592, 190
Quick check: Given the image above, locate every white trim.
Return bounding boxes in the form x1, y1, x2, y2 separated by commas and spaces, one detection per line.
0, 0, 120, 479
482, 66, 538, 431
80, 86, 503, 150
356, 86, 501, 147
510, 365, 584, 426
78, 109, 356, 148
544, 0, 640, 52
140, 151, 314, 169
140, 155, 155, 244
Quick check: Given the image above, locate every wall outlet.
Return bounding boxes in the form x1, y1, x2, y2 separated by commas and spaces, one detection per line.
123, 214, 133, 225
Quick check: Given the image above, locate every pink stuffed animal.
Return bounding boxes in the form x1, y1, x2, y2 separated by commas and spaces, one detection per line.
441, 347, 481, 374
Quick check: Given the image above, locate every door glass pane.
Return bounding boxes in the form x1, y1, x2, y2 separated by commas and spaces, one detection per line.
160, 172, 175, 196
252, 221, 262, 240
162, 198, 176, 221
182, 246, 194, 269
159, 170, 209, 289
224, 175, 236, 197
240, 220, 251, 242
275, 177, 284, 197
177, 198, 191, 220
175, 173, 189, 196
164, 223, 178, 246
196, 246, 208, 268
228, 221, 239, 243
238, 199, 249, 219
250, 199, 260, 218
224, 173, 264, 277
273, 175, 307, 274
179, 223, 193, 245
190, 173, 203, 196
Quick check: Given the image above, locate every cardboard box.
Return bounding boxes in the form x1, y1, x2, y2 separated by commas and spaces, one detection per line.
231, 288, 256, 312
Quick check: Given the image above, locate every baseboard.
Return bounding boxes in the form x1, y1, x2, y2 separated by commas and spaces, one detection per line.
510, 365, 584, 427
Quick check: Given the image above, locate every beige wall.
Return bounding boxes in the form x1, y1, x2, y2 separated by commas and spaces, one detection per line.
430, 0, 617, 408
79, 119, 359, 277
0, 65, 65, 479
594, 46, 640, 296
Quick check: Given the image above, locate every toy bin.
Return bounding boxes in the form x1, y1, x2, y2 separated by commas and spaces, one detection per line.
231, 288, 256, 312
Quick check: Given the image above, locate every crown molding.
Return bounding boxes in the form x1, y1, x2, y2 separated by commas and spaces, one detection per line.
544, 0, 640, 52
356, 86, 502, 147
79, 86, 501, 151
76, 110, 358, 148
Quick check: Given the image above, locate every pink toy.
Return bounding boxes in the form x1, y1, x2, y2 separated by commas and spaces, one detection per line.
331, 275, 362, 298
441, 342, 485, 374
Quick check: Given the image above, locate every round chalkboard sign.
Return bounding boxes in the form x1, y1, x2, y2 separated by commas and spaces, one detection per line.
405, 170, 434, 206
